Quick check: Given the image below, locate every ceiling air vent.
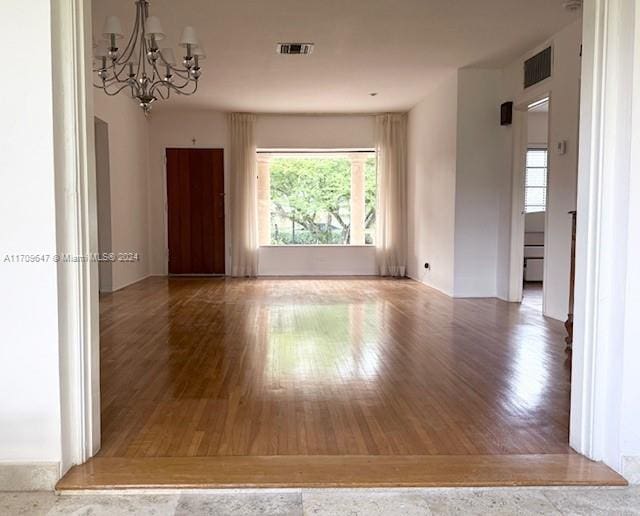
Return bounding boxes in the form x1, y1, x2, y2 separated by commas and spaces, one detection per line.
524, 46, 552, 89
277, 43, 314, 55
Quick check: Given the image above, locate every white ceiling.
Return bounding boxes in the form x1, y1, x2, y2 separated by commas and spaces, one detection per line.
92, 0, 579, 113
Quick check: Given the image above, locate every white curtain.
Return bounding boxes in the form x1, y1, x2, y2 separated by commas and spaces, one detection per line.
229, 113, 259, 277
375, 113, 408, 277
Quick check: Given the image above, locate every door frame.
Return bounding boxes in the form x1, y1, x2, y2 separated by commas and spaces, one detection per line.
508, 93, 552, 307
52, 0, 101, 473
164, 147, 227, 276
162, 145, 230, 277
55, 0, 636, 478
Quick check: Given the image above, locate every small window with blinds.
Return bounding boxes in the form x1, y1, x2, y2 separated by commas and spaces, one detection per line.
525, 148, 548, 213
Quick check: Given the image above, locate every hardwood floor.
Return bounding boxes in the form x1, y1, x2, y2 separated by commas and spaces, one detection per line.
58, 276, 625, 488
522, 282, 544, 311
98, 277, 571, 458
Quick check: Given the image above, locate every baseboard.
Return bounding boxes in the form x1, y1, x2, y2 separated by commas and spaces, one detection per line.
0, 462, 59, 491
406, 274, 454, 297
622, 456, 640, 485
110, 274, 152, 292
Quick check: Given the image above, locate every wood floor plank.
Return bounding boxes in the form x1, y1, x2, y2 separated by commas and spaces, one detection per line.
57, 455, 626, 490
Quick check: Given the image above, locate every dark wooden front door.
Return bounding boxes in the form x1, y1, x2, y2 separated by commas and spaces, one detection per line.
166, 148, 225, 274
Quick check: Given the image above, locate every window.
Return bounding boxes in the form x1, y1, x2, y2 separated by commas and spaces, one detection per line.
525, 148, 548, 213
257, 151, 376, 245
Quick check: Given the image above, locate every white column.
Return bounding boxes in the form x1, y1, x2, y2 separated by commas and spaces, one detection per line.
257, 156, 271, 246
349, 154, 367, 245
571, 0, 640, 478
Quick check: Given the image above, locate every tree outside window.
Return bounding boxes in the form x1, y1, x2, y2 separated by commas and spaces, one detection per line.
257, 152, 376, 245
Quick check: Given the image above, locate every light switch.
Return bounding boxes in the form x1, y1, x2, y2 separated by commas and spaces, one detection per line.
556, 140, 567, 155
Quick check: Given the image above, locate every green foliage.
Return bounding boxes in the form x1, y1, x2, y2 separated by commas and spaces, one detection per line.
269, 156, 377, 245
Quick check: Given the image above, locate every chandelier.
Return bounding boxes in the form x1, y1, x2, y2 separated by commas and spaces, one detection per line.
94, 0, 204, 113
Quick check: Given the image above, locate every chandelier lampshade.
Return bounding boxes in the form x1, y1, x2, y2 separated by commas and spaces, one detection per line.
179, 26, 199, 47
94, 0, 203, 113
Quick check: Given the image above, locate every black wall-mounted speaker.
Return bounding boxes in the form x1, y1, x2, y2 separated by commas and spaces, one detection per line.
501, 102, 513, 126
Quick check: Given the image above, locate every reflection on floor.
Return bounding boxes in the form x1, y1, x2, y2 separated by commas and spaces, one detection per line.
522, 282, 543, 311
96, 277, 569, 457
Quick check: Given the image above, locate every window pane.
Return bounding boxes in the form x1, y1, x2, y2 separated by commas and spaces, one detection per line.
266, 153, 376, 246
525, 186, 546, 208
525, 149, 548, 213
525, 167, 547, 187
527, 149, 547, 167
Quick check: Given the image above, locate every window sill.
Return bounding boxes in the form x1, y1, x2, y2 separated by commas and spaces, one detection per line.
259, 244, 375, 248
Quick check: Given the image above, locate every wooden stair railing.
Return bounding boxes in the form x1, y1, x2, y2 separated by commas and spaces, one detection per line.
565, 211, 577, 354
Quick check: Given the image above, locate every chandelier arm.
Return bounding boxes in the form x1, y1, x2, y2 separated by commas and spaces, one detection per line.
102, 72, 142, 95
149, 77, 196, 96
132, 31, 146, 85
173, 80, 199, 96
101, 81, 136, 97
169, 69, 193, 81
98, 73, 126, 87
162, 74, 193, 91
140, 19, 149, 78
113, 1, 141, 67
154, 86, 169, 100
108, 59, 133, 84
165, 59, 191, 77
150, 57, 165, 83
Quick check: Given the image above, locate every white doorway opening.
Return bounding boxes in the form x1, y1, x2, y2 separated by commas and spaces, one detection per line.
522, 98, 550, 312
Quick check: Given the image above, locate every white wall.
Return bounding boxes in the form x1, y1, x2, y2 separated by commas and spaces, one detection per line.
407, 20, 578, 305
260, 246, 376, 276
94, 118, 113, 293
148, 111, 377, 276
453, 69, 503, 298
0, 0, 62, 465
408, 69, 504, 298
147, 110, 229, 275
406, 74, 458, 295
93, 92, 151, 291
499, 20, 582, 318
256, 115, 375, 149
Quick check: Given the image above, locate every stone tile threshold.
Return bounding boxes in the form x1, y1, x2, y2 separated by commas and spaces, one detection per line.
2, 486, 640, 515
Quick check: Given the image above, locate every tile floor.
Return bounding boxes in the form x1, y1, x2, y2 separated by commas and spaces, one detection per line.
1, 486, 639, 515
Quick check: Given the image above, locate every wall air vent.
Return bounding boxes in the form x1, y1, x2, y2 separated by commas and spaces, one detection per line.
276, 43, 314, 55
524, 46, 552, 88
